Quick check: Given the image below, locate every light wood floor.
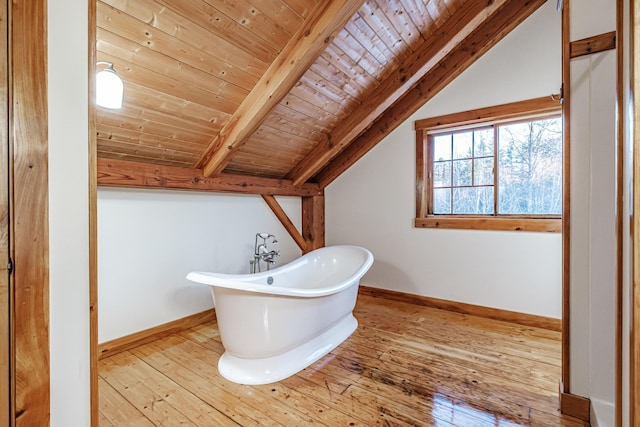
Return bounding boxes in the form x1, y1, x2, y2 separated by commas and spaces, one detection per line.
99, 294, 588, 426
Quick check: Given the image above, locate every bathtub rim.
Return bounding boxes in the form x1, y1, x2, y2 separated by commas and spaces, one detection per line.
186, 244, 373, 298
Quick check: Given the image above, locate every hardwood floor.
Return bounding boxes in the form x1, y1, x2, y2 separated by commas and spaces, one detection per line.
99, 294, 588, 426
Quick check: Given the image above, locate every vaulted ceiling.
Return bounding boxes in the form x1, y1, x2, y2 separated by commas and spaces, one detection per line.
96, 0, 545, 193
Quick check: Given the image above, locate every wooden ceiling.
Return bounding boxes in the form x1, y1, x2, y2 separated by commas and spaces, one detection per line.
96, 0, 546, 192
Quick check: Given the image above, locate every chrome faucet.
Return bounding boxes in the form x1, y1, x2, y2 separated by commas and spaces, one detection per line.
250, 233, 280, 273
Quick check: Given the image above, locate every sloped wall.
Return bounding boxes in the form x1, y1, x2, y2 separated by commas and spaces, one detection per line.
325, 1, 562, 318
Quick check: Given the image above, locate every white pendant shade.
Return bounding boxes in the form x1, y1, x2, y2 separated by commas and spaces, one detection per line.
96, 66, 124, 109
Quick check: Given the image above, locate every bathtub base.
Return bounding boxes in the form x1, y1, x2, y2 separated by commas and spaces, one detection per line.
218, 314, 357, 385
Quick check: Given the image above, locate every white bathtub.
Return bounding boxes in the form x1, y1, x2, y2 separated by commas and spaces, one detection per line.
186, 245, 373, 385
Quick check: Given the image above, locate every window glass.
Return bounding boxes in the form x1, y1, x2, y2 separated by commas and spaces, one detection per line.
498, 118, 562, 215
433, 134, 452, 161
433, 188, 451, 214
474, 157, 493, 186
453, 132, 472, 159
453, 159, 472, 186
424, 116, 561, 217
474, 128, 494, 157
433, 161, 451, 187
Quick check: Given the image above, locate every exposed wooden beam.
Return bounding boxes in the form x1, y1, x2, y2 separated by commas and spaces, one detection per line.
261, 195, 307, 252
313, 0, 546, 188
286, 0, 512, 186
196, 0, 365, 178
569, 30, 616, 58
98, 158, 323, 197
302, 196, 324, 253
414, 95, 561, 131
13, 0, 50, 424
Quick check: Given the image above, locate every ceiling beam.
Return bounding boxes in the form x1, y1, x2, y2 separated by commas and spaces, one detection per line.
97, 158, 323, 197
287, 0, 544, 187
195, 0, 366, 178
312, 0, 547, 188
261, 195, 307, 252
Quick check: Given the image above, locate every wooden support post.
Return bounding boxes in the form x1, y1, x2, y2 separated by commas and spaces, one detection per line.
12, 0, 50, 424
261, 195, 307, 252
302, 196, 325, 253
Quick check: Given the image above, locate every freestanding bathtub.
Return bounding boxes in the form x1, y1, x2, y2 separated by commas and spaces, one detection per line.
186, 245, 373, 385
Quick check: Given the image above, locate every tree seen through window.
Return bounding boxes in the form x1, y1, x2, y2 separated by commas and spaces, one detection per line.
430, 117, 561, 216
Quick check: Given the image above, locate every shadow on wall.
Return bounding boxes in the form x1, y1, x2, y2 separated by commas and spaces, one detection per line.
169, 283, 212, 310
362, 260, 422, 295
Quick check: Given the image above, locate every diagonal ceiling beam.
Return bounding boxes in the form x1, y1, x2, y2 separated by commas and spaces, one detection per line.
196, 0, 366, 178
286, 0, 538, 186
312, 0, 546, 188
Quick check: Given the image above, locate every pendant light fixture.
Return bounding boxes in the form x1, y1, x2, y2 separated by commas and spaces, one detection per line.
96, 61, 124, 109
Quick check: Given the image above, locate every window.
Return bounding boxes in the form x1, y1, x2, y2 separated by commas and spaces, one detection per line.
415, 97, 562, 232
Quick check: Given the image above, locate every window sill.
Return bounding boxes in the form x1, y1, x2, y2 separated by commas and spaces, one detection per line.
414, 216, 561, 232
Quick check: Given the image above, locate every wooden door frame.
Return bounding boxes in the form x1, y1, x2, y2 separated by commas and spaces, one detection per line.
87, 1, 633, 425
11, 0, 50, 425
631, 0, 640, 424
88, 0, 99, 424
0, 0, 9, 423
561, 0, 571, 397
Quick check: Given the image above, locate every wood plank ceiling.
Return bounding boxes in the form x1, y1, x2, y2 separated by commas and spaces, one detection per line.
96, 0, 546, 189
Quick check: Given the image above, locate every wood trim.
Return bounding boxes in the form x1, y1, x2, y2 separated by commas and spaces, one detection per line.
97, 158, 323, 197
301, 195, 324, 253
632, 0, 640, 422
98, 309, 216, 360
261, 195, 307, 252
314, 0, 546, 188
89, 0, 99, 424
414, 216, 561, 232
615, 1, 624, 425
414, 96, 562, 226
196, 0, 366, 177
0, 0, 9, 423
559, 391, 591, 422
414, 96, 561, 131
561, 0, 571, 395
288, 0, 515, 186
415, 129, 427, 219
12, 0, 50, 424
358, 286, 562, 332
570, 30, 616, 59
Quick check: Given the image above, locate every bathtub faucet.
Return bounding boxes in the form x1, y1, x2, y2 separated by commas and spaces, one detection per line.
251, 233, 280, 273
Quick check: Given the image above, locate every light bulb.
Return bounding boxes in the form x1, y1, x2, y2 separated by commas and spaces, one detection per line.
96, 65, 124, 109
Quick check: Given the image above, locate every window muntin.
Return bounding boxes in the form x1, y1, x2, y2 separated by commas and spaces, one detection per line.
427, 116, 561, 217
431, 127, 495, 215
414, 96, 562, 232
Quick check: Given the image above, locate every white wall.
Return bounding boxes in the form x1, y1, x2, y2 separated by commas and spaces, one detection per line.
326, 1, 562, 318
569, 0, 617, 425
48, 0, 91, 425
98, 188, 302, 342
570, 50, 617, 424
